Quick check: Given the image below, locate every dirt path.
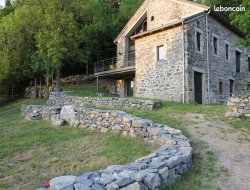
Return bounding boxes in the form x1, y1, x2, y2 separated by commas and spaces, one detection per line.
186, 115, 250, 190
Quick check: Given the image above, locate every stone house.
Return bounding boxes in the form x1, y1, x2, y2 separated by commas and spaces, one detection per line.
94, 0, 250, 104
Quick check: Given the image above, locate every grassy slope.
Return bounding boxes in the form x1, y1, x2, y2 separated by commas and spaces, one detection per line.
0, 85, 250, 190
0, 99, 151, 190
62, 85, 250, 189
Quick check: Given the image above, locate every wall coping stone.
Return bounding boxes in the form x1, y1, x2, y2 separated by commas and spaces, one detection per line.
21, 104, 192, 190
47, 92, 162, 110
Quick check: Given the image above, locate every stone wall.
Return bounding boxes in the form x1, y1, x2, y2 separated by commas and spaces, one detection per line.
134, 26, 184, 101
21, 104, 192, 190
187, 15, 250, 104
48, 92, 162, 110
225, 96, 250, 118
234, 73, 250, 96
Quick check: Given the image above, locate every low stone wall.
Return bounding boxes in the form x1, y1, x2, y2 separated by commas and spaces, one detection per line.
48, 92, 162, 110
225, 96, 250, 118
21, 105, 192, 190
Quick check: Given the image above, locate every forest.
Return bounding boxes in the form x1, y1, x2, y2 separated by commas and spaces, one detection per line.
0, 0, 249, 99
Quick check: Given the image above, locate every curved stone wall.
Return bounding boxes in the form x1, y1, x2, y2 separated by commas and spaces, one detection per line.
21, 105, 192, 190
48, 92, 162, 110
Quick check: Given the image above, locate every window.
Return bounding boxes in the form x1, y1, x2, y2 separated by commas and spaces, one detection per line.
213, 36, 219, 55
230, 80, 234, 96
197, 21, 200, 28
225, 44, 229, 61
157, 45, 165, 61
219, 82, 223, 94
247, 83, 250, 90
236, 51, 241, 73
151, 16, 154, 21
248, 57, 250, 72
196, 32, 202, 52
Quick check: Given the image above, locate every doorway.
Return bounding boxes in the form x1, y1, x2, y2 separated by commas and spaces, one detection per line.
125, 79, 134, 97
194, 72, 203, 104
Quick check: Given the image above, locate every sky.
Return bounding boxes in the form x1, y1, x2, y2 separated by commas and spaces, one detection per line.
0, 0, 4, 7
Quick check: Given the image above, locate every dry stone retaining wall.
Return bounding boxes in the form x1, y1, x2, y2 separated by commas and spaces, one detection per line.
48, 92, 162, 110
225, 96, 250, 118
21, 105, 192, 190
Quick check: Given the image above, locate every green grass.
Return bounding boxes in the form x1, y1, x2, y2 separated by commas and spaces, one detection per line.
62, 84, 107, 97
0, 99, 151, 190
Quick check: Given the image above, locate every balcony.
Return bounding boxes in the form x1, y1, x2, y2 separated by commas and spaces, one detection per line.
94, 51, 135, 78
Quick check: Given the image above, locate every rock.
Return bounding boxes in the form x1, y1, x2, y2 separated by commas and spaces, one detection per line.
125, 163, 147, 170
106, 182, 119, 190
95, 173, 114, 185
159, 167, 169, 179
114, 177, 133, 187
51, 114, 64, 126
74, 183, 91, 190
143, 173, 161, 189
148, 162, 165, 169
91, 184, 107, 190
130, 172, 146, 182
147, 127, 162, 136
50, 175, 76, 190
120, 182, 148, 190
77, 172, 100, 181
106, 165, 125, 173
164, 155, 189, 168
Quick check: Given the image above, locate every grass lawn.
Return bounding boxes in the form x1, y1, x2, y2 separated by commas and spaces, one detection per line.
1, 84, 249, 190
62, 84, 107, 97
0, 99, 152, 190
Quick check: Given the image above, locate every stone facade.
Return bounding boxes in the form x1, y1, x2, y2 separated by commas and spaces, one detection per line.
135, 26, 184, 101
186, 15, 250, 104
234, 73, 250, 96
225, 96, 250, 118
99, 0, 250, 104
48, 92, 162, 110
21, 104, 192, 190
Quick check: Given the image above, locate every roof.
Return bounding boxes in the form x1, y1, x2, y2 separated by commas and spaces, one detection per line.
130, 10, 245, 40
114, 0, 209, 42
171, 0, 209, 10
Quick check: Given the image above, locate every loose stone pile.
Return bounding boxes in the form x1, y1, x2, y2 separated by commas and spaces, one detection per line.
225, 96, 250, 118
21, 104, 192, 190
47, 92, 162, 110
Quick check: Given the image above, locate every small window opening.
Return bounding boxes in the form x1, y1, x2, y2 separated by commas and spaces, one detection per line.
157, 45, 165, 61
196, 32, 201, 52
236, 51, 241, 73
213, 36, 218, 55
219, 82, 223, 94
197, 21, 200, 28
226, 44, 229, 61
247, 83, 250, 90
151, 16, 154, 21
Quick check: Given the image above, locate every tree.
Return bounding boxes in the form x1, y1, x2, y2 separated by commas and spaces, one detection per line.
230, 0, 250, 46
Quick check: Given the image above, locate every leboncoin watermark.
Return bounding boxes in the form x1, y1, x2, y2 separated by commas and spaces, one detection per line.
214, 5, 246, 12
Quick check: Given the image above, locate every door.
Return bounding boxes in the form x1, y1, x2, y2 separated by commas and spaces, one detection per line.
230, 80, 234, 96
194, 72, 203, 104
125, 79, 134, 97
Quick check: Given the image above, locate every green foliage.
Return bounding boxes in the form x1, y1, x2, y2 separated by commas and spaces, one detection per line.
0, 0, 143, 97
202, 0, 249, 46
230, 0, 250, 46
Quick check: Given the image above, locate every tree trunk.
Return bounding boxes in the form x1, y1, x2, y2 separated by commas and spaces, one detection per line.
39, 77, 42, 98
86, 63, 89, 81
35, 78, 37, 98
55, 67, 61, 92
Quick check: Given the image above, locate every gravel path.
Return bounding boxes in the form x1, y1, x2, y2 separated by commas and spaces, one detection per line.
186, 117, 250, 190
